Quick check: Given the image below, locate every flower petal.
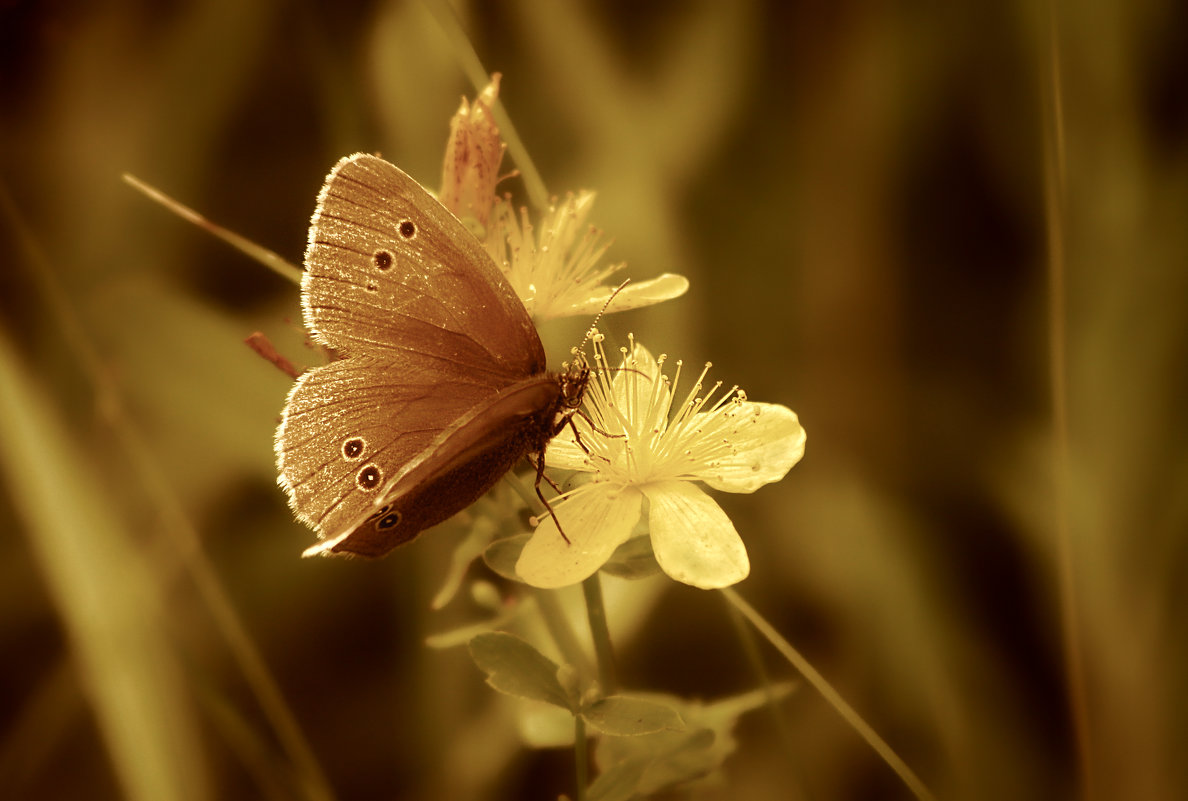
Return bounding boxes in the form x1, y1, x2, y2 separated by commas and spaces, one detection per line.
563, 273, 690, 316
643, 481, 749, 589
516, 485, 643, 588
612, 342, 670, 431
700, 403, 805, 494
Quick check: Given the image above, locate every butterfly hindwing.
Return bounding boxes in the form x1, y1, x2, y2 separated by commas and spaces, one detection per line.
298, 373, 566, 557
275, 355, 483, 536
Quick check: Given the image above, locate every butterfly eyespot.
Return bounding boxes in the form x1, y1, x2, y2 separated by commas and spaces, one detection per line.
373, 250, 393, 270
342, 437, 366, 460
398, 220, 416, 239
377, 512, 402, 530
356, 464, 382, 490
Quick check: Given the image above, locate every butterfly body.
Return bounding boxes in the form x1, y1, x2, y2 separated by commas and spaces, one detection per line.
275, 153, 584, 557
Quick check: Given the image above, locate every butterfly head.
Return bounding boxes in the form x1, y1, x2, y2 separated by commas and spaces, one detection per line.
559, 352, 590, 411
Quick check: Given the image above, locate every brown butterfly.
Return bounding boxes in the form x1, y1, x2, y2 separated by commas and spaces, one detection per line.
276, 153, 587, 557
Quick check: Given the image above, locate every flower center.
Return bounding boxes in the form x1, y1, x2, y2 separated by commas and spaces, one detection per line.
578, 334, 745, 486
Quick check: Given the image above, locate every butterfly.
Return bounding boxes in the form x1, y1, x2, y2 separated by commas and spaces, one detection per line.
275, 153, 588, 557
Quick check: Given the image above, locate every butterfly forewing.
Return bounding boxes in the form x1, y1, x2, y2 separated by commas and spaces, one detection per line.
303, 154, 543, 375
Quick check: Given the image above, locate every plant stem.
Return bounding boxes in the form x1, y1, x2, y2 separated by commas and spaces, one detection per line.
503, 471, 545, 519
582, 574, 618, 693
720, 588, 934, 801
574, 715, 588, 801
533, 588, 595, 681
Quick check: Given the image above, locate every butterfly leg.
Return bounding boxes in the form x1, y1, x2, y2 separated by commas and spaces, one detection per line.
528, 453, 572, 545
564, 413, 592, 455
572, 408, 627, 444
538, 468, 566, 496
555, 408, 625, 457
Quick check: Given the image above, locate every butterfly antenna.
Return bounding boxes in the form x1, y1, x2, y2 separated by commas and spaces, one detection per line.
573, 279, 631, 357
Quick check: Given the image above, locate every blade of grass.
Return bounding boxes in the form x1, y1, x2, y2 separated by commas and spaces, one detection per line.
2, 182, 335, 801
420, 0, 550, 209
0, 661, 81, 794
0, 335, 210, 801
1040, 5, 1093, 799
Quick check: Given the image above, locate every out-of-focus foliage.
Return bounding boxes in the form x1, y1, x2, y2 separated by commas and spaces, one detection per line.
1, 1, 1185, 800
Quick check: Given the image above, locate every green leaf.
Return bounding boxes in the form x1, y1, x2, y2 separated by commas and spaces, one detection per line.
594, 726, 719, 799
581, 694, 685, 736
629, 728, 720, 794
586, 755, 649, 801
599, 535, 662, 580
467, 631, 574, 710
592, 686, 795, 797
0, 335, 207, 801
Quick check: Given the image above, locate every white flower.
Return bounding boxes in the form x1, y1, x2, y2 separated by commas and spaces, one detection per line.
486, 193, 688, 321
516, 336, 806, 590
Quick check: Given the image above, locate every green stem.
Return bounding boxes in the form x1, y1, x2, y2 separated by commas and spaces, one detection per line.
533, 588, 595, 681
503, 471, 542, 518
574, 715, 588, 801
720, 588, 934, 801
582, 573, 618, 693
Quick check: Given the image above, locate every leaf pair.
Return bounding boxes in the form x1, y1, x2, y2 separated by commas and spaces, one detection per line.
589, 685, 798, 801
468, 632, 684, 736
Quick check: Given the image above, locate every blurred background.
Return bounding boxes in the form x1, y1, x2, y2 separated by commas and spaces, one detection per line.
2, 1, 1186, 799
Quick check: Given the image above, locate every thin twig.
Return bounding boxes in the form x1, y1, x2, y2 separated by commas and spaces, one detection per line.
721, 588, 934, 801
123, 173, 302, 285
722, 594, 811, 800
